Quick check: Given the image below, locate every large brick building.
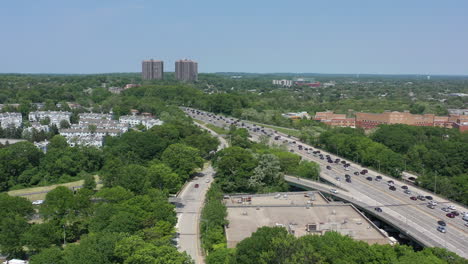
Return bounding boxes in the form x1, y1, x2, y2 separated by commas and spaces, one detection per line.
175, 59, 198, 82
313, 111, 468, 132
142, 59, 164, 80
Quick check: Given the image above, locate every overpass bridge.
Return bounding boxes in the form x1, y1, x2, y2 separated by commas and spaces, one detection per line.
184, 107, 468, 258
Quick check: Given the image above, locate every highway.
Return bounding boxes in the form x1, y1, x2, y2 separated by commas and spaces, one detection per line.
175, 122, 228, 264
183, 107, 468, 259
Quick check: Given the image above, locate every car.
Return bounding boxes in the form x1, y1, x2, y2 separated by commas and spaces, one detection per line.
205, 179, 211, 183
418, 195, 426, 201
344, 174, 351, 179
437, 226, 446, 233
330, 189, 338, 194
389, 186, 396, 191
448, 205, 456, 210
341, 160, 346, 164
194, 183, 199, 188
346, 178, 352, 183
335, 177, 341, 181
425, 196, 433, 200
410, 196, 417, 201
437, 220, 446, 226
374, 207, 383, 212
446, 213, 455, 218
375, 177, 381, 182
451, 211, 460, 216
387, 180, 394, 184
326, 166, 332, 170
376, 175, 383, 180
441, 207, 450, 212
354, 172, 360, 176
428, 204, 436, 209
404, 189, 411, 194
366, 177, 373, 181
429, 201, 438, 206
401, 185, 408, 189
32, 200, 44, 205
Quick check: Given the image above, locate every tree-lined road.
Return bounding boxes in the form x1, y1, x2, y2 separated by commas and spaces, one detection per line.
183, 107, 468, 258
176, 122, 228, 264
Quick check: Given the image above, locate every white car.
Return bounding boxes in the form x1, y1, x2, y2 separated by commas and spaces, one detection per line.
32, 200, 44, 205
205, 179, 211, 183
437, 226, 446, 233
448, 205, 456, 210
330, 189, 338, 194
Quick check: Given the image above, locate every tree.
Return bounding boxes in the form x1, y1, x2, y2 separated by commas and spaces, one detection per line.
0, 215, 29, 258
82, 173, 96, 190
22, 222, 62, 252
112, 164, 149, 194
249, 154, 284, 192
161, 143, 204, 181
294, 160, 320, 180
40, 186, 74, 220
29, 246, 65, 264
59, 120, 71, 129
147, 163, 182, 193
48, 135, 69, 150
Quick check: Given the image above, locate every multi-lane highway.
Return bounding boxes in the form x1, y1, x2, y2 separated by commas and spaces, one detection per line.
175, 122, 228, 264
183, 107, 468, 258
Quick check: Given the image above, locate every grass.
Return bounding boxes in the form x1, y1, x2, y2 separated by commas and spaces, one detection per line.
7, 175, 102, 201
206, 124, 230, 135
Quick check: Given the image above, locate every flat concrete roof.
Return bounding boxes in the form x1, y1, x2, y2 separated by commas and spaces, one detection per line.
224, 191, 329, 207
225, 192, 391, 248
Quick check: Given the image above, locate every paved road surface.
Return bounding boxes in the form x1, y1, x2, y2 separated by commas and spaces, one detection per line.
183, 107, 468, 258
176, 123, 228, 264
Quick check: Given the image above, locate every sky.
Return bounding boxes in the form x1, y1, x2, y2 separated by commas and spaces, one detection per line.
0, 0, 467, 75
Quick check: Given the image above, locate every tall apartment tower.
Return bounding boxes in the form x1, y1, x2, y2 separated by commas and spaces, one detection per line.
175, 59, 198, 82
142, 59, 164, 80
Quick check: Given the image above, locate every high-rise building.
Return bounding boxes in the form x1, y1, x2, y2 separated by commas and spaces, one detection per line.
142, 59, 164, 80
175, 59, 198, 82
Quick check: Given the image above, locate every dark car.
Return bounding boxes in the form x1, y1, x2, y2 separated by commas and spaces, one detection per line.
451, 211, 460, 216
345, 174, 351, 179
446, 213, 455, 218
341, 160, 347, 164
375, 207, 383, 212
376, 176, 383, 180
194, 184, 199, 188
354, 172, 360, 176
366, 177, 373, 181
326, 166, 332, 170
401, 185, 408, 189
438, 220, 446, 226
389, 186, 396, 191
362, 169, 368, 173
410, 196, 417, 200
387, 180, 394, 184
425, 196, 433, 200
346, 178, 352, 183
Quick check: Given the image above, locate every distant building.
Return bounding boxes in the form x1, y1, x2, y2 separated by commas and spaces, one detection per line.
0, 112, 22, 129
34, 140, 49, 153
78, 113, 113, 121
142, 59, 164, 80
448, 109, 468, 116
314, 111, 355, 128
272, 79, 293, 87
282, 112, 310, 120
119, 115, 163, 129
24, 122, 50, 134
28, 111, 71, 126
175, 59, 198, 82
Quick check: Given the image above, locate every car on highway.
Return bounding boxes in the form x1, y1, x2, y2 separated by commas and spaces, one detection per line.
404, 189, 411, 194
326, 166, 332, 170
387, 180, 394, 185
437, 226, 447, 233
451, 211, 460, 216
428, 204, 436, 209
410, 196, 417, 201
344, 174, 351, 179
335, 177, 341, 181
448, 205, 456, 210
376, 175, 383, 180
441, 207, 450, 212
205, 179, 210, 183
366, 176, 372, 181
438, 220, 446, 226
194, 184, 199, 188
425, 196, 433, 200
375, 207, 383, 213
354, 172, 360, 176
375, 177, 381, 182
401, 185, 408, 189
330, 189, 338, 194
417, 195, 426, 201
346, 178, 352, 183
446, 213, 455, 218
389, 186, 397, 191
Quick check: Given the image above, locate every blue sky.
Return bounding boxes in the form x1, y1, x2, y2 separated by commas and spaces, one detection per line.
1, 0, 467, 74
